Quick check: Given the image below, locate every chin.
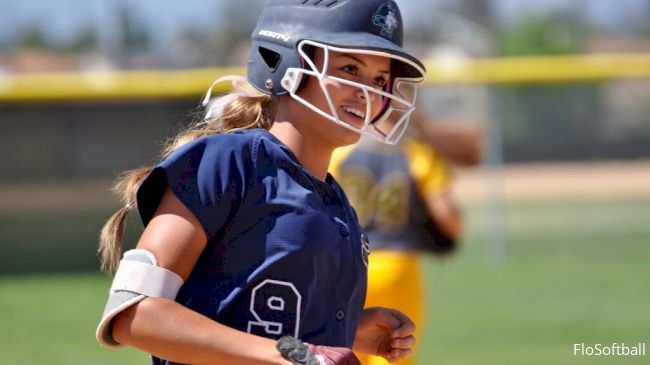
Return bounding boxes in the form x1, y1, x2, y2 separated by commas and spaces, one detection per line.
335, 126, 362, 147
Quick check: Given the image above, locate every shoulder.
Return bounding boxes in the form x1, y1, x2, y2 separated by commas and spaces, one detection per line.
403, 138, 446, 169
403, 138, 451, 193
168, 129, 259, 155
159, 129, 279, 169
137, 129, 274, 238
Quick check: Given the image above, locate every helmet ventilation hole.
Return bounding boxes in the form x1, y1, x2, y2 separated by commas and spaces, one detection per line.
258, 46, 281, 72
301, 0, 339, 7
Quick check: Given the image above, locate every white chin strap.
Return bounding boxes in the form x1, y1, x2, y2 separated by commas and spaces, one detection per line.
280, 40, 422, 145
96, 249, 184, 348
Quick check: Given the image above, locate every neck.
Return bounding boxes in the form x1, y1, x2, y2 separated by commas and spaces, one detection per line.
269, 121, 333, 181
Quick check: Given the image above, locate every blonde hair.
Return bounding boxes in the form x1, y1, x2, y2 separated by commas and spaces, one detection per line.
98, 90, 273, 273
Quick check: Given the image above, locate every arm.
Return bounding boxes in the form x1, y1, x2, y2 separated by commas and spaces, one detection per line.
110, 187, 291, 365
410, 110, 483, 167
424, 187, 463, 242
405, 138, 463, 251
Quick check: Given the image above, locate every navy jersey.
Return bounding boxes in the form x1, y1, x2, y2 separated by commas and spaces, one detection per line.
136, 129, 368, 365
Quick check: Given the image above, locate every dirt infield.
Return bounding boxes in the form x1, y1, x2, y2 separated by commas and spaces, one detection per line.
1, 160, 649, 214
454, 160, 650, 203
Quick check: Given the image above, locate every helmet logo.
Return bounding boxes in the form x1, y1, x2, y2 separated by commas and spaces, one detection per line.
372, 2, 399, 38
258, 29, 291, 43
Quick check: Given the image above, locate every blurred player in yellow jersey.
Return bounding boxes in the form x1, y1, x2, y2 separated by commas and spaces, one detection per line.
329, 112, 481, 365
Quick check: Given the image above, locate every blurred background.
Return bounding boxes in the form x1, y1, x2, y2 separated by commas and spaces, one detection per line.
0, 1, 648, 364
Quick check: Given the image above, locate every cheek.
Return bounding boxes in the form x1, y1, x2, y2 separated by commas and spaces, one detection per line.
371, 95, 386, 119
299, 77, 328, 108
322, 81, 348, 105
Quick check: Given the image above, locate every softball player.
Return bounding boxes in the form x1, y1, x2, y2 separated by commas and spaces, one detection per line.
96, 1, 426, 364
329, 123, 464, 365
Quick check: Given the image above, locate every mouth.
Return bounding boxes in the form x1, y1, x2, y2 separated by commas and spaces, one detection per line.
341, 105, 366, 127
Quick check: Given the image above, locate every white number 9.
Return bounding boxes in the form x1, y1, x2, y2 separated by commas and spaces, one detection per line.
247, 279, 302, 338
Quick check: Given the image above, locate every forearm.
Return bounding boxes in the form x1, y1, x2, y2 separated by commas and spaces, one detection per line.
112, 297, 290, 365
427, 190, 463, 240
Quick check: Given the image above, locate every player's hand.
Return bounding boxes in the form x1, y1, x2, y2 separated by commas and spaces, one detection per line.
276, 336, 360, 365
352, 307, 416, 363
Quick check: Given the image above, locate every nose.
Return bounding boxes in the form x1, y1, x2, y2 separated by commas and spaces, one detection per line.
354, 87, 376, 102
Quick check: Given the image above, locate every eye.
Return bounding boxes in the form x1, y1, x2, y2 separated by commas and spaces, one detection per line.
337, 63, 388, 88
373, 75, 388, 88
339, 64, 358, 75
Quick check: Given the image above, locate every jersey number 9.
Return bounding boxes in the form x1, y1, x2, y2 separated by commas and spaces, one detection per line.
247, 279, 302, 338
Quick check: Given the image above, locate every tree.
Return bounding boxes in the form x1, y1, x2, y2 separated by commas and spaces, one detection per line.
60, 26, 99, 53
116, 2, 150, 52
204, 0, 265, 65
499, 11, 590, 56
17, 24, 49, 49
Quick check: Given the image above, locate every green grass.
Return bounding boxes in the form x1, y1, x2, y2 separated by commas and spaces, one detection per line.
417, 197, 650, 365
0, 274, 147, 365
1, 197, 649, 365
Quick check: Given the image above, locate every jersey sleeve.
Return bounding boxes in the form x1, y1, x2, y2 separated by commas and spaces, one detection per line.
404, 139, 451, 198
136, 134, 254, 241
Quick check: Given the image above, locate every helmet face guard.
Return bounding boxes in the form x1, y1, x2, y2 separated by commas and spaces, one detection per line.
281, 40, 421, 145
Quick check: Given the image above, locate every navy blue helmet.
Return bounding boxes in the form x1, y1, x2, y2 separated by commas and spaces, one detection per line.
247, 0, 426, 144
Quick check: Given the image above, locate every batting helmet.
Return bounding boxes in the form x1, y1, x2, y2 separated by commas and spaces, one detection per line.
247, 0, 426, 144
